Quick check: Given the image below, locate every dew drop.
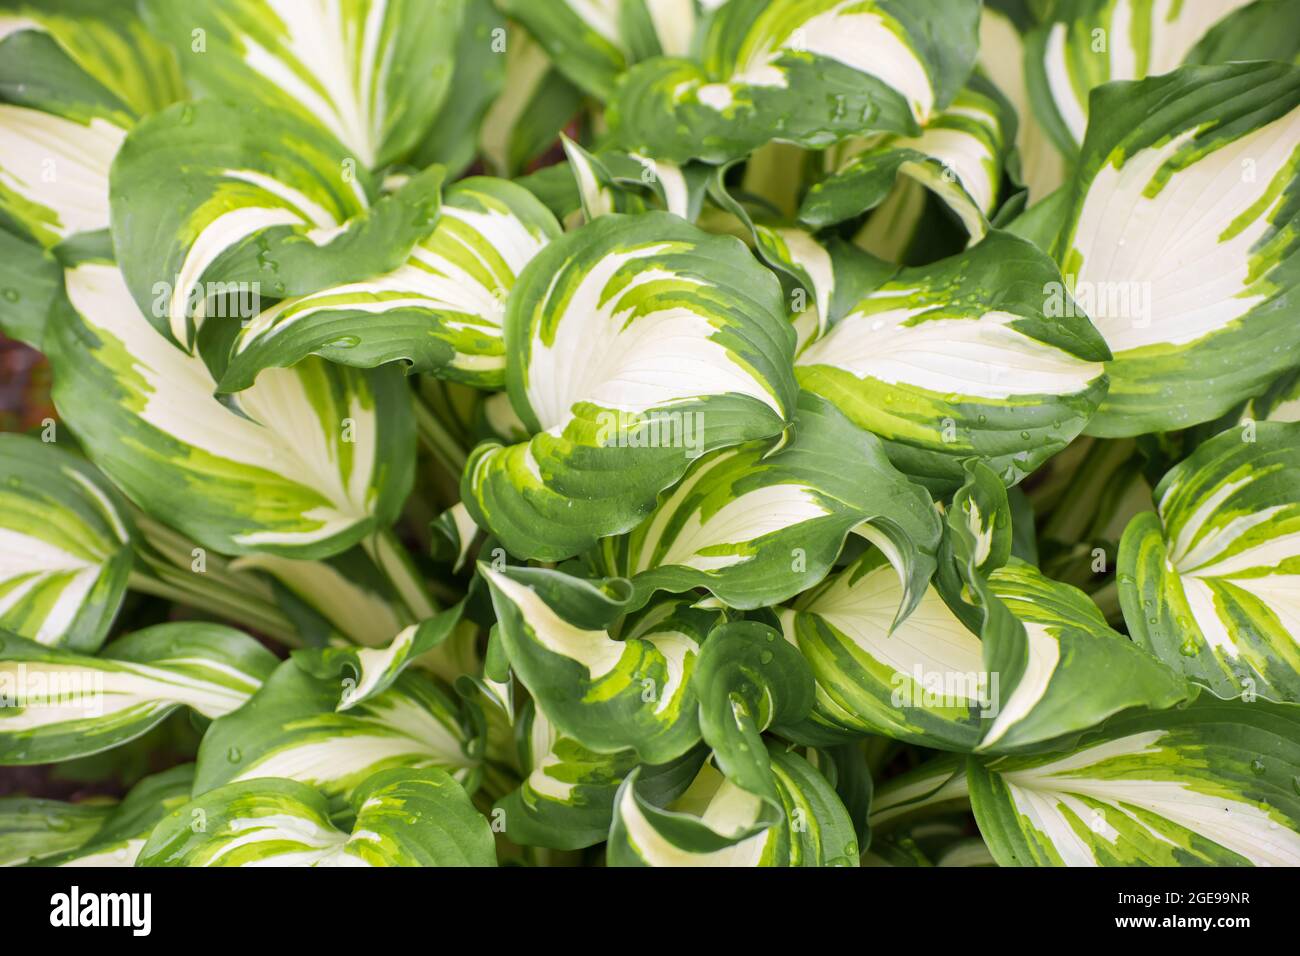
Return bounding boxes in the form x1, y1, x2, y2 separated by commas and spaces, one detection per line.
759, 650, 774, 665
412, 200, 439, 228
226, 746, 242, 763
1250, 757, 1266, 776
1, 288, 18, 303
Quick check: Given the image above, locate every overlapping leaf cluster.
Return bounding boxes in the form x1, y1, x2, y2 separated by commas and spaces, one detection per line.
1, 0, 1299, 867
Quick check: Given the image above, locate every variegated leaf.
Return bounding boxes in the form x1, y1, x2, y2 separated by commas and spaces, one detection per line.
462, 211, 797, 561
1, 794, 113, 867
109, 99, 444, 349
1119, 421, 1300, 702
431, 502, 481, 573
1025, 0, 1290, 155
610, 151, 711, 223
561, 135, 640, 222
0, 103, 124, 247
0, 0, 184, 124
46, 261, 415, 560
869, 752, 969, 832
481, 563, 714, 763
226, 545, 410, 647
950, 462, 1187, 751
0, 433, 133, 652
138, 768, 496, 867
499, 0, 701, 99
142, 0, 463, 169
222, 177, 562, 391
782, 547, 991, 750
609, 0, 981, 163
193, 660, 479, 805
607, 743, 859, 866
1052, 62, 1300, 434
291, 601, 465, 710
969, 697, 1300, 866
0, 623, 277, 764
530, 146, 706, 226
494, 701, 706, 850
610, 390, 941, 611
935, 457, 1030, 715
795, 230, 1110, 492
10, 764, 195, 867
975, 558, 1189, 752
800, 79, 1015, 241
860, 755, 983, 866
784, 481, 1186, 751
703, 171, 895, 344
749, 224, 841, 347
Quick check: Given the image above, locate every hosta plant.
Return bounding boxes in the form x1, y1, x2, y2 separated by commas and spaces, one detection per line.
1, 0, 1299, 870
